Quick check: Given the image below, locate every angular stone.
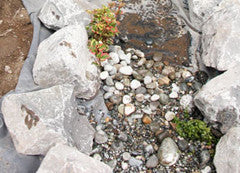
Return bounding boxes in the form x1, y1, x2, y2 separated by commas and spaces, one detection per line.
194, 64, 240, 133
214, 127, 240, 173
124, 104, 136, 116
37, 144, 112, 173
33, 25, 99, 100
201, 1, 240, 71
180, 94, 194, 113
146, 155, 159, 168
157, 137, 179, 166
39, 0, 110, 30
1, 85, 75, 155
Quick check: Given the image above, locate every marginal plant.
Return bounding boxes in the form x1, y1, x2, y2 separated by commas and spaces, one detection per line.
87, 1, 124, 64
173, 113, 217, 145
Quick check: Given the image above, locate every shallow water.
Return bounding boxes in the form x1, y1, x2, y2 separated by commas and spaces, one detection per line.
116, 0, 190, 65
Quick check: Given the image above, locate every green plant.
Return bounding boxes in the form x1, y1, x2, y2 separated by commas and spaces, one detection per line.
173, 117, 216, 145
87, 1, 124, 63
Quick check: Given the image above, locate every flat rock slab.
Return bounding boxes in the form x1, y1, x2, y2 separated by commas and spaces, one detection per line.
194, 64, 240, 133
33, 25, 100, 100
37, 144, 112, 173
1, 84, 75, 155
214, 126, 240, 173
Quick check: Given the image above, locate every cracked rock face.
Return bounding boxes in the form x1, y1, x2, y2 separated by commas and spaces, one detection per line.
38, 0, 111, 30
194, 64, 240, 133
214, 127, 240, 173
201, 1, 240, 71
1, 85, 76, 155
37, 144, 112, 173
33, 25, 100, 100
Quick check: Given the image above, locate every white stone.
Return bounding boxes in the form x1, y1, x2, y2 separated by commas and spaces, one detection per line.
100, 71, 109, 80
119, 66, 133, 75
120, 61, 127, 66
124, 104, 136, 116
122, 152, 131, 161
134, 49, 145, 58
37, 144, 112, 173
144, 76, 152, 85
214, 127, 240, 173
165, 111, 175, 121
104, 92, 113, 100
172, 83, 180, 93
169, 92, 178, 99
104, 64, 113, 72
180, 94, 194, 112
182, 70, 192, 79
33, 25, 99, 100
109, 52, 120, 65
109, 66, 117, 75
150, 94, 160, 102
157, 137, 179, 166
194, 64, 240, 133
121, 162, 128, 170
137, 58, 146, 66
1, 85, 74, 155
130, 80, 141, 90
4, 65, 12, 74
136, 94, 145, 102
123, 95, 132, 104
115, 82, 124, 91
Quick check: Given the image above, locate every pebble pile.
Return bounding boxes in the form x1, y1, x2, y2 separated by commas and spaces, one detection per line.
85, 45, 214, 172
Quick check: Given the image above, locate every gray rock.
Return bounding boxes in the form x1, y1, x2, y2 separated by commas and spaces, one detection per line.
33, 25, 99, 100
1, 85, 75, 155
144, 144, 154, 154
118, 132, 128, 142
146, 155, 159, 168
109, 52, 120, 65
157, 137, 180, 166
39, 0, 110, 30
135, 87, 147, 94
214, 127, 240, 173
201, 1, 240, 71
194, 64, 240, 133
177, 139, 189, 151
200, 150, 210, 166
95, 130, 108, 144
159, 93, 169, 105
165, 111, 175, 121
37, 144, 112, 173
122, 152, 131, 161
156, 131, 171, 143
105, 77, 114, 86
129, 157, 143, 167
110, 95, 122, 105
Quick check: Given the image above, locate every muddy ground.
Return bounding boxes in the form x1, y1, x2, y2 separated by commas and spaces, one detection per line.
0, 0, 33, 98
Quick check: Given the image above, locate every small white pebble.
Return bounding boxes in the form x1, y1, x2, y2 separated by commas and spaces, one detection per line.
100, 71, 109, 80
115, 82, 124, 90
130, 79, 141, 90
150, 94, 160, 102
169, 92, 178, 98
165, 111, 175, 121
144, 76, 152, 85
123, 95, 132, 104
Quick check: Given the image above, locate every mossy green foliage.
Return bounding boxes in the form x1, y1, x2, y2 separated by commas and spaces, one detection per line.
173, 113, 217, 145
86, 1, 124, 63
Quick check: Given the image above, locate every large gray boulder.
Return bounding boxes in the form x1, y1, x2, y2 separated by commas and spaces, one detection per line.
37, 144, 112, 173
33, 25, 100, 100
194, 64, 240, 133
38, 0, 110, 30
1, 85, 75, 155
201, 1, 240, 71
214, 127, 240, 173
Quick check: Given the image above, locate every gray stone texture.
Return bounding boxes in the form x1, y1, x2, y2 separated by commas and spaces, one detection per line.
39, 0, 110, 30
214, 127, 240, 173
33, 25, 100, 100
37, 144, 112, 173
194, 64, 240, 133
201, 0, 240, 71
1, 85, 75, 155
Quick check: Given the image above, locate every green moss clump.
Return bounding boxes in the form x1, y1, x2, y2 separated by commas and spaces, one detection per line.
173, 117, 216, 145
